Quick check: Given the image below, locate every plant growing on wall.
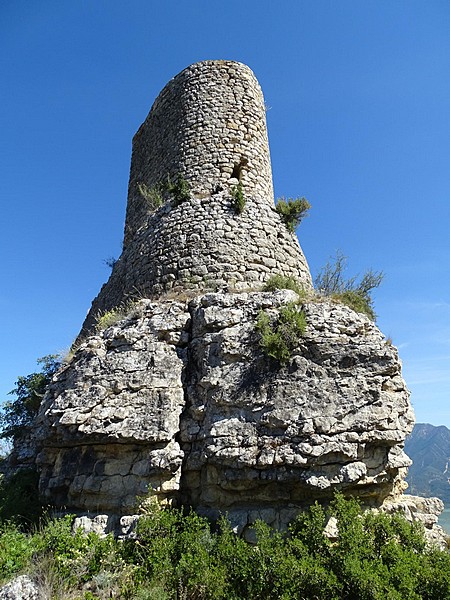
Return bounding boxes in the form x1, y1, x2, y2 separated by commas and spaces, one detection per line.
95, 301, 142, 332
256, 302, 307, 364
137, 182, 164, 210
167, 174, 191, 206
263, 274, 306, 297
314, 251, 384, 321
230, 182, 245, 214
276, 197, 311, 232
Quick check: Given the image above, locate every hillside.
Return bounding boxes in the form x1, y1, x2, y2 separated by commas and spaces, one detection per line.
405, 423, 450, 503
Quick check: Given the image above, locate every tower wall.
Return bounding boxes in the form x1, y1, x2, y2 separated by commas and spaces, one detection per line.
124, 60, 274, 247
80, 61, 312, 336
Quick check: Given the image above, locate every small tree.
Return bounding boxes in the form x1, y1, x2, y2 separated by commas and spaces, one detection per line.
0, 355, 60, 441
315, 251, 383, 321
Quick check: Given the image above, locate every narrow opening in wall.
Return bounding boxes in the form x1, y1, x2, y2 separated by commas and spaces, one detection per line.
231, 164, 241, 180
231, 158, 248, 181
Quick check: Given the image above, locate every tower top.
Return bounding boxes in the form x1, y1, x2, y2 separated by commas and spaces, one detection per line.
124, 60, 274, 246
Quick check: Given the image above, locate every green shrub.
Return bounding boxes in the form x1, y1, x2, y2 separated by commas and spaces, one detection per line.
0, 355, 60, 442
0, 522, 36, 582
95, 307, 127, 331
166, 174, 191, 206
263, 274, 306, 297
230, 182, 245, 214
332, 289, 376, 320
256, 302, 307, 364
36, 516, 121, 586
95, 301, 141, 332
0, 494, 449, 598
276, 197, 310, 232
315, 251, 384, 321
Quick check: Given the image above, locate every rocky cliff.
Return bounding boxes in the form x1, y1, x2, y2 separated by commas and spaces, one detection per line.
29, 290, 417, 535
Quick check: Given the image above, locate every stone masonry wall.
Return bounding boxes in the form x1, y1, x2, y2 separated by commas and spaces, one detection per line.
124, 60, 274, 246
80, 61, 312, 336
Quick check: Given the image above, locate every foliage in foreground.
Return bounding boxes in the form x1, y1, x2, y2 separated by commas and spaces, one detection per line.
315, 250, 384, 321
0, 493, 449, 599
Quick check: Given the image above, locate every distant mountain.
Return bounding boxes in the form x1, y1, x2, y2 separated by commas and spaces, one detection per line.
405, 423, 450, 503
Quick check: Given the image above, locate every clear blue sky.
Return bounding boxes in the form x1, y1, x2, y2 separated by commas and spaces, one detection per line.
1, 1, 450, 427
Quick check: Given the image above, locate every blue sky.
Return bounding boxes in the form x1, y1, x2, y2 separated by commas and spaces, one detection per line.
1, 1, 450, 427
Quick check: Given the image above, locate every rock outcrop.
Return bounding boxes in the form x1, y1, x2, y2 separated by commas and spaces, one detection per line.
32, 290, 415, 534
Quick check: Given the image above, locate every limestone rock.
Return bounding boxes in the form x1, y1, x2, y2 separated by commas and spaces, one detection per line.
35, 300, 189, 512
31, 290, 414, 530
0, 576, 40, 600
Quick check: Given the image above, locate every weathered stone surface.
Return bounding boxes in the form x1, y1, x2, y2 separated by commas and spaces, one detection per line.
0, 576, 40, 600
34, 300, 189, 511
32, 291, 415, 530
180, 292, 414, 532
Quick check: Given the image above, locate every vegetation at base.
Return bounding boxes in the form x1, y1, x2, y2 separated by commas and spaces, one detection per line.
315, 250, 384, 321
263, 274, 306, 297
230, 182, 246, 214
276, 196, 311, 232
257, 302, 307, 364
0, 492, 449, 598
0, 355, 60, 442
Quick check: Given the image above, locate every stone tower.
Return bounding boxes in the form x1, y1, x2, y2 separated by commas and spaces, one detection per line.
81, 60, 312, 335
23, 61, 432, 542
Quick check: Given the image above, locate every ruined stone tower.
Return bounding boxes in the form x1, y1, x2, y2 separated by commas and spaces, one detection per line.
22, 60, 432, 542
81, 60, 312, 335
